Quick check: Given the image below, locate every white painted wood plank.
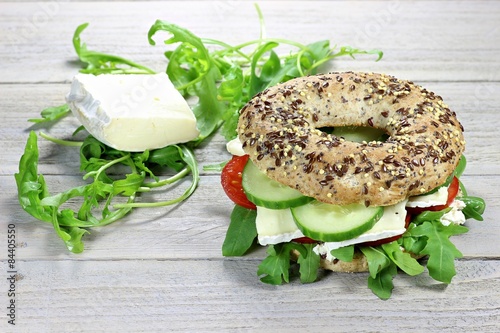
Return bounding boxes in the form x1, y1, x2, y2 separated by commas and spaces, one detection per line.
2, 259, 499, 332
0, 1, 499, 83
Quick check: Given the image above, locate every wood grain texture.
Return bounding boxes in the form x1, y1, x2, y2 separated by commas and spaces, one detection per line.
2, 259, 500, 332
1, 1, 499, 83
1, 1, 499, 332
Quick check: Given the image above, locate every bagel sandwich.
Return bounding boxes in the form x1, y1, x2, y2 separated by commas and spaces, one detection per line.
220, 72, 485, 299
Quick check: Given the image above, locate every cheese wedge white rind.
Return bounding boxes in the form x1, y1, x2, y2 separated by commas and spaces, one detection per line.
66, 73, 199, 152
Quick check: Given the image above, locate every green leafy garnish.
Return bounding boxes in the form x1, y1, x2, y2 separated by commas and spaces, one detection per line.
74, 23, 155, 75
381, 242, 424, 276
258, 243, 320, 284
360, 246, 398, 300
330, 245, 355, 262
410, 221, 468, 283
296, 244, 321, 283
358, 242, 423, 299
459, 196, 486, 221
147, 7, 382, 141
15, 131, 199, 252
148, 20, 225, 140
28, 104, 71, 124
222, 205, 257, 256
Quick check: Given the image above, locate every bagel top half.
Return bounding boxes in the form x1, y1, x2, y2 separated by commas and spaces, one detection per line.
237, 72, 465, 207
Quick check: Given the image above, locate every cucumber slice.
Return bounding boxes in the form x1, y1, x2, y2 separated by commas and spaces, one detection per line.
242, 160, 313, 209
291, 201, 384, 242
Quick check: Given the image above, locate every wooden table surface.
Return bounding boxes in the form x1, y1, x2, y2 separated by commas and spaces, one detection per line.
1, 1, 499, 332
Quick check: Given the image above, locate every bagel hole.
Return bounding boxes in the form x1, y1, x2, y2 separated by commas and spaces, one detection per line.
320, 126, 389, 143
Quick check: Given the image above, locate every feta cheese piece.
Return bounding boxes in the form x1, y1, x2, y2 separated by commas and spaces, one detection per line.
406, 185, 448, 208
226, 137, 246, 156
66, 73, 199, 152
440, 199, 466, 226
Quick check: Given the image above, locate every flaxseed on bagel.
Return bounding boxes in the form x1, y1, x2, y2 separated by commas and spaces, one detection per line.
238, 72, 465, 207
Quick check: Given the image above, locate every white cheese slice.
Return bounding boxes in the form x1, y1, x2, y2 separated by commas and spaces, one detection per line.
226, 137, 246, 156
66, 73, 199, 152
256, 206, 304, 245
255, 200, 408, 247
406, 185, 448, 208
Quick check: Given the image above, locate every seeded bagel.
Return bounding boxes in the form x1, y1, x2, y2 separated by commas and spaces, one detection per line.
238, 72, 465, 206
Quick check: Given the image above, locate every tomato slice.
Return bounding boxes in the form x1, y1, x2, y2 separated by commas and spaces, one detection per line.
221, 155, 256, 210
406, 176, 460, 215
292, 236, 318, 244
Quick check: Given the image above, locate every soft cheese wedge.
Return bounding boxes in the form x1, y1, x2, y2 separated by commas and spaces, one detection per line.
66, 73, 199, 151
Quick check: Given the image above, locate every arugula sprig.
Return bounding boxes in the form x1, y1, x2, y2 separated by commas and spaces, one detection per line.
15, 132, 199, 252
74, 23, 156, 75
147, 6, 382, 142
258, 243, 320, 284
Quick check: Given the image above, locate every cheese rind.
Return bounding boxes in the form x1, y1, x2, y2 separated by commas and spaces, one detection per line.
66, 73, 199, 152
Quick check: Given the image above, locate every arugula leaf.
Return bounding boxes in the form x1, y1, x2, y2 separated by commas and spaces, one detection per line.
257, 242, 320, 284
248, 42, 280, 97
15, 131, 200, 252
410, 221, 468, 283
360, 246, 392, 280
381, 241, 424, 276
112, 173, 146, 196
147, 145, 186, 172
296, 244, 321, 283
367, 264, 398, 300
73, 23, 155, 75
222, 205, 257, 256
148, 20, 225, 140
258, 244, 293, 284
412, 208, 451, 225
359, 246, 396, 300
399, 222, 428, 255
148, 14, 382, 142
330, 245, 355, 262
28, 104, 70, 124
15, 132, 94, 252
454, 155, 467, 178
64, 226, 88, 253
459, 196, 486, 221
14, 131, 52, 223
359, 243, 423, 299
